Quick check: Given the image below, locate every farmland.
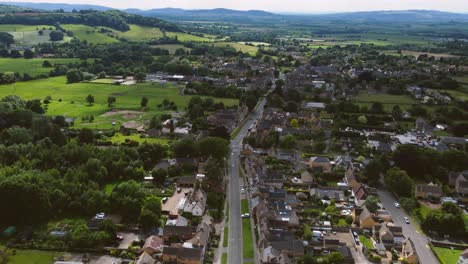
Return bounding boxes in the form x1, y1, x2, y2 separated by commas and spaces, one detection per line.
213, 42, 259, 55
0, 58, 90, 76
61, 24, 119, 44
0, 77, 239, 129
112, 24, 164, 41
153, 44, 192, 54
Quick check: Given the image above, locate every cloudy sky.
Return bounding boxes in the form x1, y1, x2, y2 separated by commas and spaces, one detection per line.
3, 0, 468, 13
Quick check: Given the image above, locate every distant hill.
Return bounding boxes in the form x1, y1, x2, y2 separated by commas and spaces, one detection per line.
0, 3, 41, 13
1, 2, 468, 23
315, 10, 468, 22
125, 8, 281, 23
0, 1, 112, 11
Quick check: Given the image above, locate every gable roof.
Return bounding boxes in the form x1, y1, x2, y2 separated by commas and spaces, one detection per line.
142, 236, 163, 252
415, 183, 443, 195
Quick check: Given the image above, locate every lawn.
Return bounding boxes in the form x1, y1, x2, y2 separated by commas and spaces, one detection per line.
61, 24, 119, 44
0, 58, 90, 76
89, 78, 116, 84
7, 249, 62, 264
223, 226, 229, 247
221, 253, 227, 264
213, 42, 259, 55
104, 182, 121, 195
0, 77, 238, 129
242, 218, 254, 258
109, 133, 171, 145
241, 199, 249, 214
359, 235, 374, 249
433, 246, 463, 264
354, 92, 417, 105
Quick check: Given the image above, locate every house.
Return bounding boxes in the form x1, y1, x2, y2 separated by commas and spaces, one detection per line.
415, 117, 434, 135
352, 184, 369, 205
310, 188, 346, 202
163, 226, 196, 241
136, 252, 155, 264
268, 240, 304, 258
260, 245, 292, 264
355, 207, 379, 229
337, 246, 355, 264
183, 189, 207, 216
415, 183, 443, 199
186, 222, 212, 249
301, 170, 314, 184
308, 156, 332, 172
305, 102, 326, 110
455, 171, 468, 196
374, 223, 404, 249
177, 176, 196, 188
401, 238, 419, 264
141, 235, 164, 255
162, 245, 204, 264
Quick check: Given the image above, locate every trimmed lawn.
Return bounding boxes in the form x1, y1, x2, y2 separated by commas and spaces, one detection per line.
223, 226, 229, 247
359, 235, 374, 249
221, 253, 227, 264
241, 199, 249, 214
433, 246, 463, 264
0, 58, 89, 77
8, 249, 62, 264
242, 218, 254, 258
0, 77, 238, 129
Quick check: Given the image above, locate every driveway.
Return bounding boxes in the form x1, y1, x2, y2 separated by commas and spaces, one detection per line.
378, 190, 438, 264
117, 232, 138, 249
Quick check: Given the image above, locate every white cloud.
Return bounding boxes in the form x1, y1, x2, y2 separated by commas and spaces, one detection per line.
3, 0, 468, 13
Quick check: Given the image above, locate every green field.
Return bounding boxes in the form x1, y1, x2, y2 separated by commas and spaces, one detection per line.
113, 24, 164, 41
166, 32, 213, 42
242, 218, 254, 258
7, 249, 62, 264
353, 92, 418, 111
433, 247, 463, 264
213, 42, 259, 55
0, 58, 89, 76
153, 44, 192, 55
61, 24, 119, 44
109, 133, 171, 145
0, 77, 239, 129
0, 24, 74, 45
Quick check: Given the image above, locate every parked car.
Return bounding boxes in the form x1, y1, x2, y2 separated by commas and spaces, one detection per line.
404, 217, 410, 224
162, 197, 168, 203
95, 212, 105, 219
242, 213, 250, 218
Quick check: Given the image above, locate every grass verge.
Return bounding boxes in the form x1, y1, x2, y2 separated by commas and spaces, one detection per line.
242, 218, 254, 258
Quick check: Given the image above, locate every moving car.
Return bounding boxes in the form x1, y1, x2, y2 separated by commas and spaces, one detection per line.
394, 202, 400, 208
404, 217, 410, 224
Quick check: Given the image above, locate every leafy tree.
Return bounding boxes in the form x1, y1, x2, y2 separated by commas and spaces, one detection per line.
303, 225, 312, 241
23, 49, 34, 59
78, 128, 94, 144
1, 126, 32, 145
364, 196, 379, 213
172, 137, 199, 158
0, 32, 14, 47
49, 31, 64, 41
362, 159, 383, 186
199, 137, 229, 160
86, 94, 95, 105
110, 181, 146, 222
107, 96, 116, 107
140, 96, 148, 108
66, 69, 83, 83
385, 168, 414, 197
370, 102, 384, 113
139, 196, 161, 229
357, 115, 368, 124
26, 99, 45, 114
290, 119, 299, 128
280, 135, 296, 149
209, 126, 230, 140
151, 168, 167, 187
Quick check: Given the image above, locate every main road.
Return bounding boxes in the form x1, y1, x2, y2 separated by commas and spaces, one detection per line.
378, 190, 439, 264
227, 98, 267, 264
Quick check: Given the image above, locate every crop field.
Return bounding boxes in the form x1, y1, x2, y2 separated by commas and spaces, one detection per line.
213, 42, 259, 55
61, 24, 119, 44
166, 32, 213, 42
0, 58, 90, 76
0, 24, 53, 32
0, 77, 239, 129
153, 44, 192, 54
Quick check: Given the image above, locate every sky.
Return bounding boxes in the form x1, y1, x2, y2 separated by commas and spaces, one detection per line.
3, 0, 468, 13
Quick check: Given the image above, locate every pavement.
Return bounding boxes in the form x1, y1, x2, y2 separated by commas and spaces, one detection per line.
227, 98, 266, 264
378, 190, 439, 264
